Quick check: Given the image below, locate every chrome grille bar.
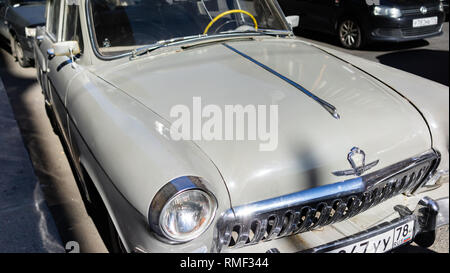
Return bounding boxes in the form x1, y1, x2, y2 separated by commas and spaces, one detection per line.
214, 151, 440, 252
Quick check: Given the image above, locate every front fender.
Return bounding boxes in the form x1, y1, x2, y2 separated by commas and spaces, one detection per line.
65, 71, 231, 240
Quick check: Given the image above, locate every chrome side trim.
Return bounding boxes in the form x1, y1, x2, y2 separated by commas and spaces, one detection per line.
214, 151, 440, 252
222, 43, 341, 120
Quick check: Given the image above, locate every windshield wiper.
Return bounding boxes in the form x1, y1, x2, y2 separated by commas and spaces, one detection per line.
130, 35, 205, 60
129, 30, 291, 60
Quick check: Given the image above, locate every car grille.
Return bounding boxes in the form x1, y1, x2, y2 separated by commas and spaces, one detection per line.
402, 5, 441, 16
401, 25, 442, 37
214, 151, 439, 252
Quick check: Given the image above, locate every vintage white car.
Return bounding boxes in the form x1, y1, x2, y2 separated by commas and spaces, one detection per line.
34, 0, 448, 253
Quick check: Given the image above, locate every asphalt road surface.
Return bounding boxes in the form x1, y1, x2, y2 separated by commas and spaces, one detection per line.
0, 22, 448, 253
0, 40, 108, 253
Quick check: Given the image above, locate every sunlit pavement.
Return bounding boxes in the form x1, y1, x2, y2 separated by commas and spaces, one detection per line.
0, 22, 448, 253
0, 39, 108, 253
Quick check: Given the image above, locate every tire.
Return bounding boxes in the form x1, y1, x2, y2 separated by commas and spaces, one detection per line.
13, 38, 32, 67
338, 18, 364, 49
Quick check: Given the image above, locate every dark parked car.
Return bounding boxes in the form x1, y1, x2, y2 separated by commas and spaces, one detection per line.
443, 0, 449, 19
278, 0, 446, 49
0, 0, 45, 67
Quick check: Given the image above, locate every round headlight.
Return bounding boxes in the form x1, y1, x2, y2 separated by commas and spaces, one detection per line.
149, 176, 218, 243
160, 189, 216, 241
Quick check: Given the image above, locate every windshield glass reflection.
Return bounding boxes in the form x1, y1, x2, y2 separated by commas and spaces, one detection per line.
89, 0, 288, 56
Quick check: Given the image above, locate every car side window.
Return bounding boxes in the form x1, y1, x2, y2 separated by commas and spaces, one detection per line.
63, 3, 84, 53
47, 0, 62, 41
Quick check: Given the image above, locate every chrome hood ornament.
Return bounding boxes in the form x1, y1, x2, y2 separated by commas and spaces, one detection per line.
332, 147, 379, 177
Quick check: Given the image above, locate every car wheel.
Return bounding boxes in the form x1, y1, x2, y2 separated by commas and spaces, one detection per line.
338, 19, 364, 49
13, 38, 31, 67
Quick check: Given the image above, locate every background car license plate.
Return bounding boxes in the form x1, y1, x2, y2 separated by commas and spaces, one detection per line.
413, 17, 438, 28
328, 221, 414, 253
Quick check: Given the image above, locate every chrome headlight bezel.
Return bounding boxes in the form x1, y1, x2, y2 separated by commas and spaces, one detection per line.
373, 6, 402, 18
149, 176, 218, 243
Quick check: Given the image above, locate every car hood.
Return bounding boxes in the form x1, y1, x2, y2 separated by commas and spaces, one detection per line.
95, 38, 432, 206
7, 4, 46, 27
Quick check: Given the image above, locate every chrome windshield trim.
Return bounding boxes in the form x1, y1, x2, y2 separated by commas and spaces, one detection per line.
214, 150, 440, 252
129, 31, 292, 60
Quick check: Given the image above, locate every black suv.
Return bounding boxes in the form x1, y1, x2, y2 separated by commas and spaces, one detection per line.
0, 0, 45, 67
278, 0, 446, 49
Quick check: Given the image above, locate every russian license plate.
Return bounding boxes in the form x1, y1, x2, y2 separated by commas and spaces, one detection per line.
327, 221, 414, 253
413, 17, 438, 28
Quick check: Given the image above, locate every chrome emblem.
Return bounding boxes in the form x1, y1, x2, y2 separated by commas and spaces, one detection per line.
420, 6, 428, 14
332, 147, 379, 177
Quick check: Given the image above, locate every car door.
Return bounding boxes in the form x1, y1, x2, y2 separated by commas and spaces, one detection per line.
34, 25, 47, 90
38, 0, 81, 145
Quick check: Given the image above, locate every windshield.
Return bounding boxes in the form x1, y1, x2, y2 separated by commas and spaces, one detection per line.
88, 0, 289, 56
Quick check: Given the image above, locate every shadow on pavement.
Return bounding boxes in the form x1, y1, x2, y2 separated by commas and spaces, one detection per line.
377, 49, 449, 86
392, 244, 437, 253
0, 38, 109, 253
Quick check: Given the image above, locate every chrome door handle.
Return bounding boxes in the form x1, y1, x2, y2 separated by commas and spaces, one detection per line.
36, 35, 44, 46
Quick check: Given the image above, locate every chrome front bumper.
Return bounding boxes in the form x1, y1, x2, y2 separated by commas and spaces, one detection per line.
301, 196, 449, 253
214, 151, 440, 252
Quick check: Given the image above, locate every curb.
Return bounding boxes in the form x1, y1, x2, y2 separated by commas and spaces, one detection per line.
0, 77, 64, 253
